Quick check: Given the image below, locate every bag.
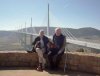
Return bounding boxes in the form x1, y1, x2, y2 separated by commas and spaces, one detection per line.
47, 42, 56, 49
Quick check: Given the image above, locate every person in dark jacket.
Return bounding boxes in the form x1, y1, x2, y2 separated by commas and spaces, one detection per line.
48, 28, 66, 70
32, 29, 49, 71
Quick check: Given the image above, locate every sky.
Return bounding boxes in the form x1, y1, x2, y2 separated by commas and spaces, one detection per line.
0, 0, 100, 30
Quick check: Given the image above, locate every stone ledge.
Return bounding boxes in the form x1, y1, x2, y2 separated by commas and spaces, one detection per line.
0, 51, 27, 53
0, 51, 100, 75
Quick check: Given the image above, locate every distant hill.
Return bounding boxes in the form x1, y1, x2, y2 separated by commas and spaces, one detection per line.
0, 31, 17, 37
1, 27, 100, 39
69, 27, 100, 37
0, 31, 23, 51
0, 31, 19, 42
21, 27, 100, 37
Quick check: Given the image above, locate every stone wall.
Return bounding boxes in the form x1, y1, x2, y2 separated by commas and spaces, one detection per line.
0, 51, 100, 75
0, 51, 38, 67
59, 52, 100, 75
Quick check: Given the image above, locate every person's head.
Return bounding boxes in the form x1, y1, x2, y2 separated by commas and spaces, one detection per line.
55, 27, 62, 36
39, 29, 44, 37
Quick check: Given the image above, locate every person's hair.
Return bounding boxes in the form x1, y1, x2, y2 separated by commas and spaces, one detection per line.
55, 27, 61, 32
39, 29, 44, 34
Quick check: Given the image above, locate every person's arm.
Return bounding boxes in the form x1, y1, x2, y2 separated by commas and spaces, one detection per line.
32, 37, 39, 48
46, 38, 52, 54
53, 35, 55, 43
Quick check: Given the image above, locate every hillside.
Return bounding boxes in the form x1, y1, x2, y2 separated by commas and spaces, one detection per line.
22, 27, 100, 37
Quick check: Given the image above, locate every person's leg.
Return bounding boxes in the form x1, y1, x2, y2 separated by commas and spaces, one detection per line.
41, 48, 46, 68
54, 53, 64, 69
36, 48, 46, 71
48, 48, 58, 70
48, 54, 55, 70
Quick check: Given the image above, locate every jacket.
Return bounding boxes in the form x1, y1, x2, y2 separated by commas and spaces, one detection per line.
32, 35, 49, 54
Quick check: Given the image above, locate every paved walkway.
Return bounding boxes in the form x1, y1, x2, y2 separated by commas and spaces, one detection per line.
0, 67, 99, 76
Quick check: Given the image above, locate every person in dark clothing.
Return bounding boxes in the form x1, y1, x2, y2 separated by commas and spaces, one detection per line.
48, 28, 66, 70
32, 29, 49, 72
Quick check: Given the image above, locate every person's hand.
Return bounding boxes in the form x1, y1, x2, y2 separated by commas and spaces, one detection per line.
57, 50, 62, 55
48, 51, 51, 55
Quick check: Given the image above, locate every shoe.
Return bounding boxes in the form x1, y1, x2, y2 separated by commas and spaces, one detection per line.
37, 63, 43, 72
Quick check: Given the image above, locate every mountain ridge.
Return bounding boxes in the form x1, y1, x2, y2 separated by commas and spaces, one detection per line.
0, 27, 100, 38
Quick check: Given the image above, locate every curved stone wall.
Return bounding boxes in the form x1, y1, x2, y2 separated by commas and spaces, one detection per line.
0, 51, 99, 75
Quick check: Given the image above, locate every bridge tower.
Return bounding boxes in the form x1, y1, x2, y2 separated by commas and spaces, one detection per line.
47, 3, 50, 36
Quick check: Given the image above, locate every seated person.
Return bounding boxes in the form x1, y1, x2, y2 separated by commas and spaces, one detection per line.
48, 27, 66, 70
32, 29, 49, 71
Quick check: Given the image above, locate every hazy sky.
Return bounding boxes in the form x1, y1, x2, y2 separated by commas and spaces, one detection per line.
0, 0, 100, 30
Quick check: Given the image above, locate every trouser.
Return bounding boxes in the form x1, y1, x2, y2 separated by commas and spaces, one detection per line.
36, 48, 46, 68
48, 52, 64, 69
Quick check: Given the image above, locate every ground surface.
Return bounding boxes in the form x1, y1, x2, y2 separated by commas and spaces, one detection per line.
0, 67, 99, 76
